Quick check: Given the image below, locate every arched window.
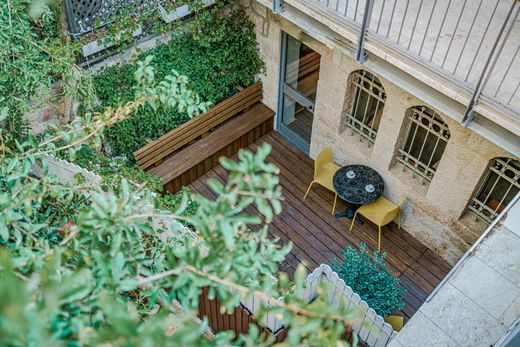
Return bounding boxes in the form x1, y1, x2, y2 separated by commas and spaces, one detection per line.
396, 106, 450, 183
468, 157, 520, 223
343, 70, 386, 145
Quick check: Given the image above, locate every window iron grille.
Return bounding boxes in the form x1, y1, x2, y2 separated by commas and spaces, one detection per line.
63, 0, 162, 38
344, 70, 386, 145
396, 106, 450, 183
468, 157, 520, 224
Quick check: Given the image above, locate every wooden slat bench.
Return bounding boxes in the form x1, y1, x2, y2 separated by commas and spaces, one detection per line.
134, 82, 263, 170
133, 82, 274, 193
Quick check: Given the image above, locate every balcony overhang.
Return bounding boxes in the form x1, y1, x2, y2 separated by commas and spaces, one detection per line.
254, 0, 520, 156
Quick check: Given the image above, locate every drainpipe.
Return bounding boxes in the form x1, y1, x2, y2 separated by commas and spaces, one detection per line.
462, 1, 519, 126
356, 0, 374, 63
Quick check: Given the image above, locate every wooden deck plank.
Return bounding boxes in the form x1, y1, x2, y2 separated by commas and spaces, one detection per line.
259, 138, 414, 274
403, 267, 435, 293
423, 249, 453, 273
415, 254, 450, 281
209, 166, 324, 269
194, 168, 305, 273
409, 261, 443, 288
399, 274, 429, 302
187, 130, 452, 324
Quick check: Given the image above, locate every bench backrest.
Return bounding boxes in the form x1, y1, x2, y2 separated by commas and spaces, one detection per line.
134, 82, 263, 170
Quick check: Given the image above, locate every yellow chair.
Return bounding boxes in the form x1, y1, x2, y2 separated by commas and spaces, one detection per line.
304, 146, 341, 214
349, 195, 405, 252
384, 314, 404, 332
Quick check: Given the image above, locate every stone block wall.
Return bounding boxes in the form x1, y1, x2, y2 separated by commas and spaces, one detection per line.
245, 1, 518, 264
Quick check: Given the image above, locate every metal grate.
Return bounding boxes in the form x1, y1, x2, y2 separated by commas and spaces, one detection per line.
64, 0, 162, 38
396, 106, 450, 183
344, 70, 386, 145
469, 157, 520, 223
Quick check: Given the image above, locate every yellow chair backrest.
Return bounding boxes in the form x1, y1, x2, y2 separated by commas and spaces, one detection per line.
314, 146, 332, 179
381, 206, 399, 226
379, 195, 405, 226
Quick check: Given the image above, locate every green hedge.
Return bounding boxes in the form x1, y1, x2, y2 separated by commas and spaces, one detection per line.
94, 9, 264, 160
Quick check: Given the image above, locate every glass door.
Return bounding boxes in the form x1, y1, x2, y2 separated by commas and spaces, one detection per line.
277, 32, 321, 154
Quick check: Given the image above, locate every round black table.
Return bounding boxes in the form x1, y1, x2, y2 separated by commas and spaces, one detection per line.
333, 165, 384, 222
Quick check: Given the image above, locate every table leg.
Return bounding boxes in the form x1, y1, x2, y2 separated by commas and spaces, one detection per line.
335, 206, 364, 225
335, 206, 355, 219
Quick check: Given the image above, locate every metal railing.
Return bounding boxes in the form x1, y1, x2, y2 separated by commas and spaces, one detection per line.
302, 0, 520, 118
468, 157, 520, 223
64, 0, 163, 38
344, 70, 386, 144
396, 106, 451, 184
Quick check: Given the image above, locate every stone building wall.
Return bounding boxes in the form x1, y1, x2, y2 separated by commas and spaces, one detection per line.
245, 1, 518, 264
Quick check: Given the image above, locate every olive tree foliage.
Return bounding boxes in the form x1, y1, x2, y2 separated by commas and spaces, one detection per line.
0, 51, 359, 347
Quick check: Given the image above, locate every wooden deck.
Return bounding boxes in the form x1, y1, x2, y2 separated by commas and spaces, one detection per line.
189, 131, 452, 323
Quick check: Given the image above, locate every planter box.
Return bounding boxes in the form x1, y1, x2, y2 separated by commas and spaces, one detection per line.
80, 0, 215, 57
158, 0, 216, 23
82, 26, 143, 57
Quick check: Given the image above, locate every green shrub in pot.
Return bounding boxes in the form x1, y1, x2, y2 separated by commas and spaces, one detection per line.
330, 243, 406, 316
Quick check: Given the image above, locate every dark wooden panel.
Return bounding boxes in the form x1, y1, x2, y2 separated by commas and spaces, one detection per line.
198, 287, 262, 337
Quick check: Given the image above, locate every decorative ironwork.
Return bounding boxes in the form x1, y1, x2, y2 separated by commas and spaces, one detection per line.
63, 0, 162, 38
344, 70, 386, 145
469, 157, 520, 223
396, 106, 450, 183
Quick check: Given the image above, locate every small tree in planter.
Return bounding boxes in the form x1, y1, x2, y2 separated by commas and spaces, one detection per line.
330, 243, 406, 316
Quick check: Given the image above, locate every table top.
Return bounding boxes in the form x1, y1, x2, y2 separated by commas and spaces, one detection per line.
333, 165, 384, 205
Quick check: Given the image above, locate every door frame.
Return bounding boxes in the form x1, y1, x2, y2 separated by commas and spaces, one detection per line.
276, 31, 316, 155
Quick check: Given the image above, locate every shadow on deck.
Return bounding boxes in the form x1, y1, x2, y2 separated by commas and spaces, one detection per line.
189, 131, 452, 323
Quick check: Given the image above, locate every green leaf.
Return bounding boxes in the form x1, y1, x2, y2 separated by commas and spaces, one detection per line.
119, 279, 139, 291
0, 107, 8, 122
207, 178, 224, 194
219, 220, 235, 250
0, 223, 9, 242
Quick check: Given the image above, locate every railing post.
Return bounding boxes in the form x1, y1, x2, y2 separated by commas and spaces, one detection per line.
356, 0, 374, 63
273, 0, 284, 13
462, 1, 519, 126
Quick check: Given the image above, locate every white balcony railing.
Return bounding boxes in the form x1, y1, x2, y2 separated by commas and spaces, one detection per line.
300, 0, 520, 119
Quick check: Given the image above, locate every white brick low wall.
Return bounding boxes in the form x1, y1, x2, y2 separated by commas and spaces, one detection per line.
242, 264, 396, 346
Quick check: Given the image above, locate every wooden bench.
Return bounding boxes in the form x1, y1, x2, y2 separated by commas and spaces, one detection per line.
134, 82, 274, 193
134, 82, 263, 170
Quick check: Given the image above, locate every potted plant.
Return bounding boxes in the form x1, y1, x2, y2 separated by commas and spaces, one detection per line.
330, 243, 406, 317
